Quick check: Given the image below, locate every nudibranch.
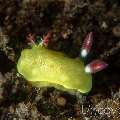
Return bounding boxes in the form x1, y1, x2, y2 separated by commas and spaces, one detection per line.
17, 32, 108, 93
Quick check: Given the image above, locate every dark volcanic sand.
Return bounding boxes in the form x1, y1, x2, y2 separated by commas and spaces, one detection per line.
0, 0, 120, 120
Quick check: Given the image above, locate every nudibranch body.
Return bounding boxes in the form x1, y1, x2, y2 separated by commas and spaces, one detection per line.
17, 45, 92, 93
17, 32, 108, 94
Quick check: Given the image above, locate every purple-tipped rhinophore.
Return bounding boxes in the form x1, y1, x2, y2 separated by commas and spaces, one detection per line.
26, 33, 35, 44
43, 31, 52, 47
81, 32, 93, 57
85, 59, 108, 73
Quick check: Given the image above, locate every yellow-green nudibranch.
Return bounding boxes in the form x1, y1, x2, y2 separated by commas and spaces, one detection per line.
17, 32, 108, 94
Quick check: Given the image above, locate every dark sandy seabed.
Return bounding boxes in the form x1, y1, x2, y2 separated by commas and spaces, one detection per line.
0, 0, 120, 120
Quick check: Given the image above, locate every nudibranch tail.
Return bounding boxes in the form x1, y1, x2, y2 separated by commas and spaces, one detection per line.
81, 32, 93, 57
85, 59, 108, 73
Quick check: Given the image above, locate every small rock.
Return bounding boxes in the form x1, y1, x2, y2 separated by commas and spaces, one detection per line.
101, 21, 108, 29
112, 25, 120, 37
57, 97, 66, 106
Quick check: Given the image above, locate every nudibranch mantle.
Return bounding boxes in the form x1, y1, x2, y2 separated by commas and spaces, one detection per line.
17, 45, 92, 93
